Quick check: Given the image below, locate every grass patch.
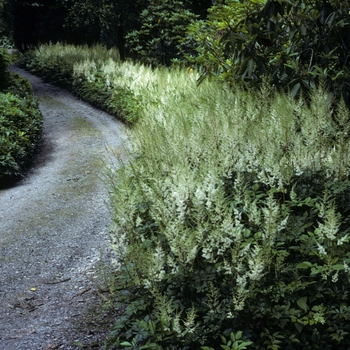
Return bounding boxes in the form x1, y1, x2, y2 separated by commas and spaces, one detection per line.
70, 115, 100, 136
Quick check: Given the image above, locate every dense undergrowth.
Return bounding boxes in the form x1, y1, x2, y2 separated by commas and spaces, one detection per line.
19, 43, 350, 349
0, 49, 43, 180
18, 44, 141, 124
106, 85, 350, 350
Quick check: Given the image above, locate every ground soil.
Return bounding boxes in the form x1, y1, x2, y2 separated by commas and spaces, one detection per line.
0, 67, 127, 349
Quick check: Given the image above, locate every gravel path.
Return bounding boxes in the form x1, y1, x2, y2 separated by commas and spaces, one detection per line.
0, 67, 127, 349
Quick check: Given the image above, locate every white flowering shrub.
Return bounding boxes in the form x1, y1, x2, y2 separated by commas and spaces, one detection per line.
107, 83, 350, 349
19, 43, 205, 125
17, 42, 350, 349
18, 43, 141, 124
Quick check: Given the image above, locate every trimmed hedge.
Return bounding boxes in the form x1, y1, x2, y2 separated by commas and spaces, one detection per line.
0, 74, 43, 179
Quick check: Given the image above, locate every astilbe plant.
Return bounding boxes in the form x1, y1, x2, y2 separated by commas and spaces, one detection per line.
20, 43, 143, 124
107, 78, 350, 349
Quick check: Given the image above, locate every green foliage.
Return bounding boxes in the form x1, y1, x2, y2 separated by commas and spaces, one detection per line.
0, 0, 42, 180
19, 43, 142, 124
203, 332, 253, 350
107, 80, 350, 349
72, 73, 141, 125
0, 3, 21, 90
126, 0, 197, 65
0, 90, 43, 179
20, 43, 120, 86
0, 47, 10, 89
187, 0, 350, 103
64, 0, 117, 45
0, 35, 14, 49
63, 0, 146, 51
5, 72, 34, 97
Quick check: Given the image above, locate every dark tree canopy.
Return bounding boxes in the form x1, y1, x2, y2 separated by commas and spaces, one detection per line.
6, 0, 350, 105
9, 0, 212, 56
12, 0, 69, 51
187, 0, 350, 105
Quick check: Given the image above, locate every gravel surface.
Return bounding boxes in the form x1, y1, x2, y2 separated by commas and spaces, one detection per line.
0, 67, 127, 349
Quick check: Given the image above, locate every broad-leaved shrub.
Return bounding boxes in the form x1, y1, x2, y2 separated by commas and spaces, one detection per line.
5, 72, 33, 98
0, 91, 42, 179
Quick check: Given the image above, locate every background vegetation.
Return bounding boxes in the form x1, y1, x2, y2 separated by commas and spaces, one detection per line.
187, 0, 350, 103
4, 0, 350, 104
0, 0, 43, 181
0, 80, 43, 180
3, 0, 350, 349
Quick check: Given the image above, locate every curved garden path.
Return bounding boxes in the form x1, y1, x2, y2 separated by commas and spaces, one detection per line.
0, 67, 126, 349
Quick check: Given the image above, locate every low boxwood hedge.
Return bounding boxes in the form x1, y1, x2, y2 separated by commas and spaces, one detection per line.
0, 74, 43, 180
